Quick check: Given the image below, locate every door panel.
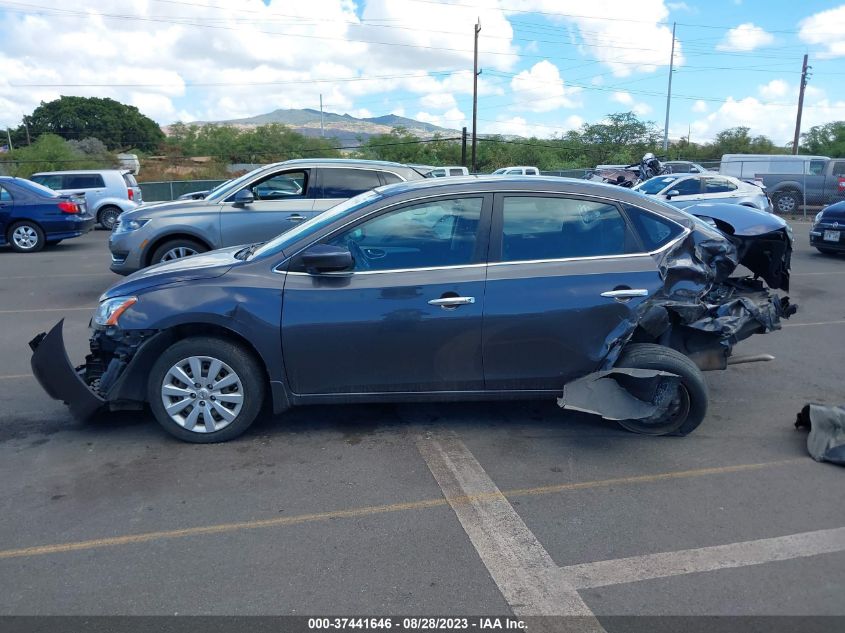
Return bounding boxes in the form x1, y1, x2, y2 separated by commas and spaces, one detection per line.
281, 194, 491, 395
220, 169, 317, 246
482, 193, 664, 390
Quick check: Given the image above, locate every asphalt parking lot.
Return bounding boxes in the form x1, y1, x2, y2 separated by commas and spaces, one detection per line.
0, 225, 843, 627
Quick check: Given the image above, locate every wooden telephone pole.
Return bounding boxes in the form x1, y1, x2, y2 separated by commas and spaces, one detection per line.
471, 19, 481, 173
792, 54, 810, 155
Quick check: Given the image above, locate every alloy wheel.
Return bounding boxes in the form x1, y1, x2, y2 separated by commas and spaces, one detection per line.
12, 225, 39, 250
161, 246, 199, 261
160, 356, 244, 433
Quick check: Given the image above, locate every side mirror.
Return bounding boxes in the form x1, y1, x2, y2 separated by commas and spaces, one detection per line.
232, 189, 255, 207
665, 189, 680, 200
301, 244, 353, 273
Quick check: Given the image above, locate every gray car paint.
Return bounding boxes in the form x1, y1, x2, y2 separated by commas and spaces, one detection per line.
108, 159, 424, 274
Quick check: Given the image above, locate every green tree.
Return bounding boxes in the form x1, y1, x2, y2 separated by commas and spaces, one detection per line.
800, 121, 845, 156
1, 134, 106, 178
19, 96, 164, 151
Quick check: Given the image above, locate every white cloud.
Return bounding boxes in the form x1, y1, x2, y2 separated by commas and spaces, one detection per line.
633, 102, 653, 116
799, 5, 845, 57
689, 81, 845, 144
510, 61, 581, 112
716, 23, 774, 52
516, 1, 682, 77
414, 108, 466, 130
759, 79, 789, 100
419, 92, 458, 111
611, 92, 634, 105
692, 100, 708, 113
484, 115, 583, 138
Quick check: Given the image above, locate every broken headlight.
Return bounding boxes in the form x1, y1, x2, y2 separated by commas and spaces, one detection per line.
93, 296, 137, 327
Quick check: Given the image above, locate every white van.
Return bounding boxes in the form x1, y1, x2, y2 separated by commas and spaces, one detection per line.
491, 166, 540, 175
719, 154, 830, 178
429, 166, 469, 177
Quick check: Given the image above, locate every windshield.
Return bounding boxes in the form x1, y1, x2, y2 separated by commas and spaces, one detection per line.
492, 168, 507, 175
16, 178, 60, 197
205, 167, 270, 201
636, 175, 679, 195
251, 189, 383, 259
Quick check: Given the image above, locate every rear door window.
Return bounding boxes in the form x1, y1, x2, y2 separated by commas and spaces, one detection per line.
378, 171, 403, 185
449, 168, 466, 176
623, 205, 684, 251
30, 174, 63, 189
319, 168, 383, 198
670, 177, 702, 195
703, 178, 738, 194
64, 174, 105, 189
499, 196, 639, 261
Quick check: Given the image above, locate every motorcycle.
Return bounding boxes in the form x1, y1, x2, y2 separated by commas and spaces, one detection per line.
587, 153, 671, 188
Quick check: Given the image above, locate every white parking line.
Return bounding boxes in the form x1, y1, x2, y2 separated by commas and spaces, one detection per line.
0, 374, 32, 380
415, 428, 605, 630
782, 320, 845, 328
559, 526, 845, 590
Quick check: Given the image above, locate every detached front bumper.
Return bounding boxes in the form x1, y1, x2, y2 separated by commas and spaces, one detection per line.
29, 320, 104, 419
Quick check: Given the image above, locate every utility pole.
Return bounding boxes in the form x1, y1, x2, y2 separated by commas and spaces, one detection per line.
461, 126, 467, 166
792, 54, 810, 155
471, 18, 481, 173
22, 116, 31, 145
662, 21, 676, 153
5, 128, 12, 152
319, 94, 325, 137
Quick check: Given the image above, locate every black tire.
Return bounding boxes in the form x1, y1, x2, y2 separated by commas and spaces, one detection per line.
98, 206, 122, 230
614, 343, 708, 436
7, 221, 45, 253
148, 337, 266, 443
773, 190, 801, 214
150, 238, 207, 265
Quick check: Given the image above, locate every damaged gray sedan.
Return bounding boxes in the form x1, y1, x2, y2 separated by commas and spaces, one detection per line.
29, 177, 795, 442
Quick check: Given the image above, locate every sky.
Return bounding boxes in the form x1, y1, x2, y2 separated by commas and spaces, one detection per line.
1, 0, 845, 144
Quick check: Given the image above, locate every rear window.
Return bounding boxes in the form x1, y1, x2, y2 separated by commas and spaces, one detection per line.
831, 162, 845, 176
0, 185, 11, 202
122, 172, 138, 187
623, 205, 684, 251
319, 168, 383, 198
449, 168, 465, 176
64, 174, 105, 189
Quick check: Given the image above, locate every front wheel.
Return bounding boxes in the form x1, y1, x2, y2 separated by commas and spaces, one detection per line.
148, 337, 266, 443
614, 343, 708, 436
150, 238, 206, 265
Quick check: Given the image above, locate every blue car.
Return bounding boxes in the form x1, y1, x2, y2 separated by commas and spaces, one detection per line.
0, 176, 96, 252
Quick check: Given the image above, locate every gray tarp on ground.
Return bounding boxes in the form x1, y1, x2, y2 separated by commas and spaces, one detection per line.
795, 404, 845, 466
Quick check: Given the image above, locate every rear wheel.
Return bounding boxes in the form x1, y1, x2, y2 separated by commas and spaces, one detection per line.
150, 238, 206, 265
147, 337, 266, 443
614, 343, 708, 436
98, 206, 122, 230
773, 190, 801, 214
8, 221, 45, 253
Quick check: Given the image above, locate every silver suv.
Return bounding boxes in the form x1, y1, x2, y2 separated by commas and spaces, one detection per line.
108, 159, 425, 275
31, 169, 141, 230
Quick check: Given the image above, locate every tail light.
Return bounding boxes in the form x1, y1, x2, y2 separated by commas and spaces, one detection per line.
838, 177, 845, 191
58, 200, 79, 214
127, 188, 134, 200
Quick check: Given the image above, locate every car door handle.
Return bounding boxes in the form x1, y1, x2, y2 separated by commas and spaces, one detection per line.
287, 214, 306, 222
428, 296, 475, 307
601, 288, 648, 300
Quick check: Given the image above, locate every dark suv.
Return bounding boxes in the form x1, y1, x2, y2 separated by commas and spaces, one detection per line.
108, 159, 425, 274
31, 177, 794, 442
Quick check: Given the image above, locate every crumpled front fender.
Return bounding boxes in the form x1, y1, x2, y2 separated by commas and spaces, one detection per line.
29, 320, 104, 419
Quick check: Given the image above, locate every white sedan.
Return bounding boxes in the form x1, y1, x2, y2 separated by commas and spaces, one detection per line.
634, 173, 772, 212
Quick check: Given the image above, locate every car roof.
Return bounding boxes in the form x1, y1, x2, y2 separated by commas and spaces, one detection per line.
376, 174, 682, 205
270, 158, 417, 169
31, 169, 129, 175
